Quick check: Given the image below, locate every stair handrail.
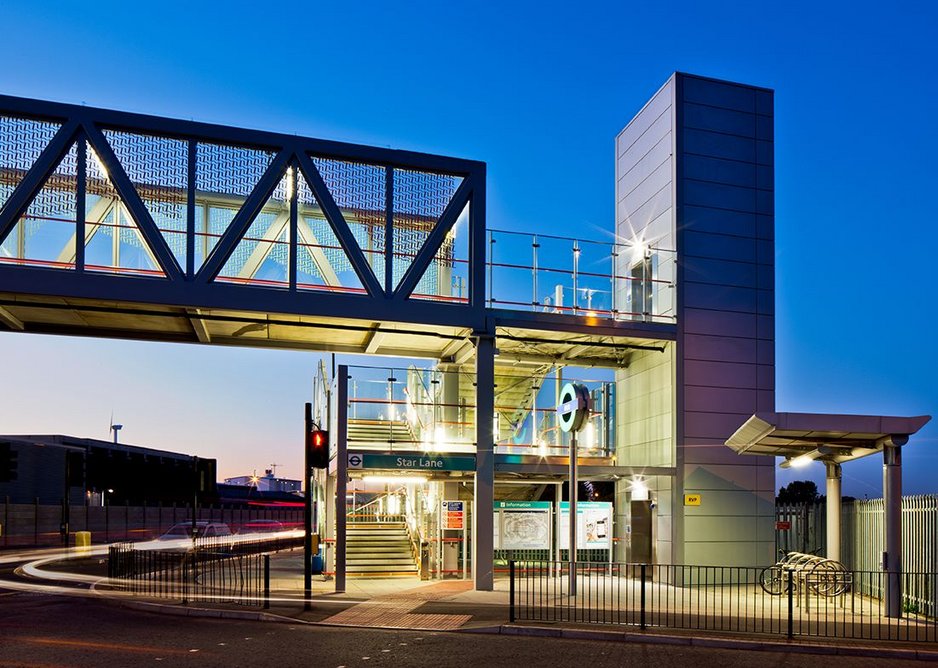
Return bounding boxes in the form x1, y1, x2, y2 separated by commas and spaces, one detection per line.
347, 486, 407, 523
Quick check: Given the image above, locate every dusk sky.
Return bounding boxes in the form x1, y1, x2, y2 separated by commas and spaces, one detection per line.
0, 1, 935, 495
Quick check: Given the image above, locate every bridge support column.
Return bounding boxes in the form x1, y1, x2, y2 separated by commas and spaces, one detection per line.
335, 364, 349, 594
825, 462, 842, 563
473, 334, 495, 591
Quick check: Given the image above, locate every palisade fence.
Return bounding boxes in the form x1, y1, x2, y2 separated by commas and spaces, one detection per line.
0, 499, 302, 547
107, 534, 302, 608
510, 562, 938, 643
776, 496, 938, 577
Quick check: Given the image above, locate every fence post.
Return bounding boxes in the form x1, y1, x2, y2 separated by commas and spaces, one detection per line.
786, 568, 794, 639
509, 561, 515, 623
264, 554, 271, 610
182, 553, 189, 606
640, 563, 647, 630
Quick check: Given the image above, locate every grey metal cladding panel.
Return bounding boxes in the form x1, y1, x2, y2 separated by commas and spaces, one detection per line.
683, 205, 756, 238
617, 79, 674, 156
683, 102, 756, 138
684, 409, 756, 439
683, 230, 756, 263
756, 239, 773, 265
619, 110, 672, 166
756, 214, 774, 240
619, 159, 672, 216
756, 140, 773, 166
756, 114, 774, 141
757, 315, 774, 340
684, 282, 758, 313
683, 307, 757, 338
756, 189, 774, 215
617, 184, 671, 231
683, 333, 758, 364
756, 165, 774, 191
684, 386, 757, 414
682, 442, 753, 466
684, 256, 758, 289
684, 154, 756, 189
681, 76, 756, 113
756, 89, 774, 116
684, 180, 757, 213
684, 128, 756, 163
757, 340, 775, 365
617, 133, 671, 201
757, 364, 775, 390
757, 288, 774, 315
757, 264, 774, 290
685, 359, 758, 389
618, 155, 672, 214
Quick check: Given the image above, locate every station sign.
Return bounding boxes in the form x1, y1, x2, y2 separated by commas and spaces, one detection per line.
347, 452, 476, 472
443, 500, 465, 530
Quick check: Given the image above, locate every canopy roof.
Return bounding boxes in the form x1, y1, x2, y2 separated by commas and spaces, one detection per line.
725, 412, 931, 467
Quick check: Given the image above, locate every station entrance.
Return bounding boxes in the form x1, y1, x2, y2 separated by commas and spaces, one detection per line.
311, 359, 670, 590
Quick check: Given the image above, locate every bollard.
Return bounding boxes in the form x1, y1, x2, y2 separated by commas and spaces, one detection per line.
640, 563, 647, 630
509, 561, 515, 623
787, 569, 794, 639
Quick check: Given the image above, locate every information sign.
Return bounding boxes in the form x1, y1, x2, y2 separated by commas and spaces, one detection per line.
443, 500, 465, 530
558, 501, 612, 549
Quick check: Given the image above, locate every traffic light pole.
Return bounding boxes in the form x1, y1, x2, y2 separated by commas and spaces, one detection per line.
304, 402, 313, 611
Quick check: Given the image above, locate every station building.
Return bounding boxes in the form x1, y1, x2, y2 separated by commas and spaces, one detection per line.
0, 72, 793, 588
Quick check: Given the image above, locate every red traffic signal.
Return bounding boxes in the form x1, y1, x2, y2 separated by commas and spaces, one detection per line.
308, 429, 330, 469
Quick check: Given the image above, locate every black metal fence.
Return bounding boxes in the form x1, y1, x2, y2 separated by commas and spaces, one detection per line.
510, 561, 938, 643
106, 535, 299, 608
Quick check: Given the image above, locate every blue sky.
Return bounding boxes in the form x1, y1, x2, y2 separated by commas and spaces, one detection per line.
0, 1, 935, 493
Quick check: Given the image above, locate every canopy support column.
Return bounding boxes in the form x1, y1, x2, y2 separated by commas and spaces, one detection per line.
883, 436, 906, 618
825, 462, 842, 563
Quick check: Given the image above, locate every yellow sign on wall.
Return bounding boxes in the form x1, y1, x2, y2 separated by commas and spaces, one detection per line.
684, 494, 701, 506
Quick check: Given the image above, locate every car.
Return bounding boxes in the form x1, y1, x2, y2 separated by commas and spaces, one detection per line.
238, 519, 285, 534
158, 521, 232, 540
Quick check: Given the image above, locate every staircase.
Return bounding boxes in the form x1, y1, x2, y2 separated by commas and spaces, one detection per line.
346, 522, 418, 576
347, 419, 415, 448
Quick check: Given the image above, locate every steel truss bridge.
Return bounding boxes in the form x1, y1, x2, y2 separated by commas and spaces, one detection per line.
0, 94, 676, 590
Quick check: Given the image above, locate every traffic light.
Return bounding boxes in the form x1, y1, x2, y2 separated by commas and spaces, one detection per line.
307, 429, 330, 469
0, 442, 18, 483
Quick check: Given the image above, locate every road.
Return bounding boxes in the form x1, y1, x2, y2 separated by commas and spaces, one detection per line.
0, 593, 923, 668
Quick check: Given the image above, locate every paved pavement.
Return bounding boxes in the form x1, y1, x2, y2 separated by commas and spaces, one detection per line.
0, 593, 928, 668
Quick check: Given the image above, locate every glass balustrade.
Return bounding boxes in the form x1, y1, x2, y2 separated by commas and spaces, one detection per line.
345, 365, 615, 458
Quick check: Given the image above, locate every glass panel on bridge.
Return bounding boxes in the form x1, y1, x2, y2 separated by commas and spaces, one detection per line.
103, 130, 188, 270
311, 157, 386, 289
0, 142, 77, 270
194, 142, 276, 271
216, 172, 290, 287
84, 145, 164, 276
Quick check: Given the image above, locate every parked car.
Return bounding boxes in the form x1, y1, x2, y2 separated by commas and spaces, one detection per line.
238, 519, 285, 534
158, 521, 231, 540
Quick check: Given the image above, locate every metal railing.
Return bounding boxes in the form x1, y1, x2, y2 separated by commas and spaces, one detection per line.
487, 229, 675, 323
107, 533, 301, 607
510, 561, 938, 643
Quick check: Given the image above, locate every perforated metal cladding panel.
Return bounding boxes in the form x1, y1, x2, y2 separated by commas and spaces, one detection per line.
296, 176, 363, 291
312, 157, 386, 286
0, 117, 62, 212
195, 143, 275, 270
103, 130, 188, 267
392, 168, 461, 293
0, 143, 77, 266
218, 173, 290, 284
85, 144, 160, 274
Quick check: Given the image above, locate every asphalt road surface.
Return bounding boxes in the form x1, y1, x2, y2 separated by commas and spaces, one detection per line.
0, 593, 924, 668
